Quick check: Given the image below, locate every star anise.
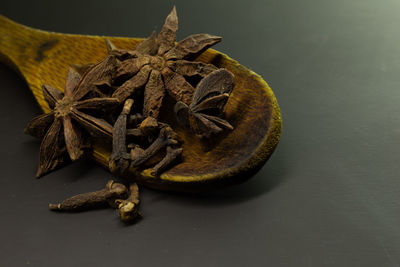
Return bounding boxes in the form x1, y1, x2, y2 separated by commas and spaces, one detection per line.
174, 69, 235, 139
72, 52, 119, 99
107, 6, 221, 119
25, 67, 119, 177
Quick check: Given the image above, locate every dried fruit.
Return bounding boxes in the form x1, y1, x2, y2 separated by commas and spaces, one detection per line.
112, 183, 141, 222
109, 99, 182, 176
25, 68, 119, 177
49, 180, 142, 223
20, 6, 242, 224
108, 6, 220, 119
49, 180, 128, 211
174, 68, 235, 138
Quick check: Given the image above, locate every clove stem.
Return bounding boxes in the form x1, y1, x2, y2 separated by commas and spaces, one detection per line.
109, 99, 134, 173
131, 126, 178, 166
151, 146, 182, 176
49, 180, 128, 212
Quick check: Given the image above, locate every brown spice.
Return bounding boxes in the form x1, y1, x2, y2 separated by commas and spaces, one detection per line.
23, 6, 237, 225
109, 99, 182, 175
151, 146, 183, 176
25, 67, 119, 177
49, 180, 128, 211
174, 69, 235, 139
108, 6, 220, 119
109, 99, 134, 174
112, 183, 141, 222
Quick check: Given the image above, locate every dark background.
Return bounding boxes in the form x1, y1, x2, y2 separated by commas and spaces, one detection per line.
1, 0, 400, 266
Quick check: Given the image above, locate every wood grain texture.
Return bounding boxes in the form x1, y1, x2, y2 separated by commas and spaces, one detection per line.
0, 15, 282, 192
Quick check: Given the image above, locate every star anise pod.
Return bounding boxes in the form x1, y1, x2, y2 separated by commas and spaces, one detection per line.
108, 6, 221, 119
72, 52, 119, 98
174, 69, 235, 139
25, 67, 119, 177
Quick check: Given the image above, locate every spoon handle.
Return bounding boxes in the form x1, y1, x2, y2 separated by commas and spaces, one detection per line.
0, 15, 58, 111
0, 15, 48, 75
0, 15, 141, 112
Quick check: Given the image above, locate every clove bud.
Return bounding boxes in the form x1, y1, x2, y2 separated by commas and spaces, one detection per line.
111, 183, 141, 222
49, 180, 128, 212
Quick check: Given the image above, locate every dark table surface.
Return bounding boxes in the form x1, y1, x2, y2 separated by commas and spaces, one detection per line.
1, 0, 400, 266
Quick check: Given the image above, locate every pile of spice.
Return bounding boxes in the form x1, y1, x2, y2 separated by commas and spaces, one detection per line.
24, 7, 235, 223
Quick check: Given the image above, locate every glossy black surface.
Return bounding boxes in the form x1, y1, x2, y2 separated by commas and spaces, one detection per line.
1, 0, 399, 266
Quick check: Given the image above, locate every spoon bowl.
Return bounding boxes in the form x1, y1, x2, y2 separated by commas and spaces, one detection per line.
0, 15, 281, 192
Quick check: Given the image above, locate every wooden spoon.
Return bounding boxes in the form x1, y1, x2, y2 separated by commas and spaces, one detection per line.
0, 15, 281, 192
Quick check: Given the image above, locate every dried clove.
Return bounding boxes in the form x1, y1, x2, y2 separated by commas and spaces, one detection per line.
111, 183, 141, 222
49, 180, 128, 212
109, 99, 134, 174
151, 146, 183, 176
109, 99, 182, 175
130, 125, 179, 167
24, 6, 236, 225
